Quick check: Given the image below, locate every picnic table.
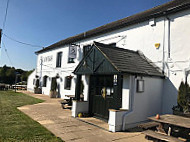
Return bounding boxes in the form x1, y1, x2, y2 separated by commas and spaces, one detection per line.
148, 114, 190, 130
143, 114, 190, 141
61, 95, 75, 108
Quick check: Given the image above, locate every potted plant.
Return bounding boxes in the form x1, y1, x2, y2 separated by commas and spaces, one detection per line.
34, 79, 42, 94
50, 77, 57, 98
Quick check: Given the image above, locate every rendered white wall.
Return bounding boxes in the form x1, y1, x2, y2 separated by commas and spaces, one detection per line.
82, 75, 90, 101
123, 76, 163, 129
122, 76, 130, 110
27, 70, 36, 92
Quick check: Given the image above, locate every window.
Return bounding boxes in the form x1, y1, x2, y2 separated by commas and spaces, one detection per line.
136, 79, 144, 92
43, 76, 48, 87
68, 57, 75, 63
64, 76, 72, 90
83, 45, 92, 57
56, 52, 62, 67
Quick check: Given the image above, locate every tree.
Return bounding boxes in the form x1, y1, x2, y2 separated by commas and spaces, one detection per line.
0, 65, 34, 85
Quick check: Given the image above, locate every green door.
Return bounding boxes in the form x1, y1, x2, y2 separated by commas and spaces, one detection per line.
89, 75, 121, 120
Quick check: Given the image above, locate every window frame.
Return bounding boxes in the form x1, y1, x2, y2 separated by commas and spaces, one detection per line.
56, 52, 62, 67
83, 45, 92, 57
42, 76, 48, 87
64, 76, 72, 90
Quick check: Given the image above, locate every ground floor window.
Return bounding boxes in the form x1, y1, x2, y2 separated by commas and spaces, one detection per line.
43, 76, 48, 87
64, 76, 72, 90
94, 75, 114, 97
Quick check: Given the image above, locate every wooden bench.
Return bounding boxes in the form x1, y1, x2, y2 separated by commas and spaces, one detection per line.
143, 130, 184, 142
138, 121, 160, 130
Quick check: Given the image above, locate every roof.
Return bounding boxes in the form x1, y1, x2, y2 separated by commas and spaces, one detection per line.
36, 0, 190, 54
74, 42, 164, 77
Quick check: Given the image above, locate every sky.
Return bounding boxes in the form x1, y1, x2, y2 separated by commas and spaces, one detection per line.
0, 0, 171, 71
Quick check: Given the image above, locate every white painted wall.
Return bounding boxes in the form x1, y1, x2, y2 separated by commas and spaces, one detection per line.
27, 70, 35, 92
27, 8, 190, 112
123, 76, 163, 129
82, 75, 90, 101
122, 75, 130, 110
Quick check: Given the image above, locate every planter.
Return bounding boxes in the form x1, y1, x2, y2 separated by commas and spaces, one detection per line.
34, 88, 42, 94
50, 91, 57, 98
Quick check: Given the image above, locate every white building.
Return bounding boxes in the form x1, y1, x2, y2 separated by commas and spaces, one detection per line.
27, 0, 190, 132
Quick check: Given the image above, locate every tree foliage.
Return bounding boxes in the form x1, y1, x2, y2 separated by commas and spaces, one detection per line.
0, 65, 34, 85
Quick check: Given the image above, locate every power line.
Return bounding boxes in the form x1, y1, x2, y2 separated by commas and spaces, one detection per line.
2, 0, 10, 30
2, 41, 13, 66
3, 33, 43, 48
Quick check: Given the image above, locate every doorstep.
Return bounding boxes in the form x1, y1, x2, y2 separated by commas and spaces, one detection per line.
77, 117, 109, 131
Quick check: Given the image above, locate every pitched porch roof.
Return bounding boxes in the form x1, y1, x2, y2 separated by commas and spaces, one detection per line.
74, 42, 164, 77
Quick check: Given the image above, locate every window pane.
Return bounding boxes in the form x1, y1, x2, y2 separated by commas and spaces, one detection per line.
64, 76, 72, 90
56, 52, 62, 67
83, 45, 92, 57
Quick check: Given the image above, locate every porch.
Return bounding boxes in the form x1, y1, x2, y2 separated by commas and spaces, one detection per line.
72, 42, 164, 132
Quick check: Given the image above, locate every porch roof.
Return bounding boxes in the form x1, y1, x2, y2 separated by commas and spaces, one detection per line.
74, 42, 164, 77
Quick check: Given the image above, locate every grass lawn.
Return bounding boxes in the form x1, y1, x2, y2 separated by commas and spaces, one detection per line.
0, 91, 63, 142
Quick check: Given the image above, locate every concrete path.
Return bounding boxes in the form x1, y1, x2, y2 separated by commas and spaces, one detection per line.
18, 91, 148, 142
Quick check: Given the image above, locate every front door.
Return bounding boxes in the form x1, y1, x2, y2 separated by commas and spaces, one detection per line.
89, 75, 121, 119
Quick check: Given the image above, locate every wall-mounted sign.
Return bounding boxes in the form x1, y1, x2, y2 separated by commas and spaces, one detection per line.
69, 45, 77, 59
155, 43, 160, 49
43, 55, 53, 62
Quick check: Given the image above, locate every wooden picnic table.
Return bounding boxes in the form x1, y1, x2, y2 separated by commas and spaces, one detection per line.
146, 114, 190, 141
148, 114, 190, 129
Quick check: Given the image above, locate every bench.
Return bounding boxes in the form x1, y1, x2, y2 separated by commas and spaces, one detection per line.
143, 130, 184, 142
138, 121, 160, 130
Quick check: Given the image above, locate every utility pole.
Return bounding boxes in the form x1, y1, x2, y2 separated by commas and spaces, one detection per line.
40, 57, 43, 88
14, 72, 20, 93
0, 29, 2, 48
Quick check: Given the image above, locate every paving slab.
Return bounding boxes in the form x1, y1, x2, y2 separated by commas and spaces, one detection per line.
18, 91, 148, 142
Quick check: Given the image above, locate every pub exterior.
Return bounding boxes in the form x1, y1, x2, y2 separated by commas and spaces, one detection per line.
27, 0, 190, 131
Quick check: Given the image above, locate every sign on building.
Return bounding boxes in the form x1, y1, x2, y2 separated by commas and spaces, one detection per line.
69, 45, 77, 59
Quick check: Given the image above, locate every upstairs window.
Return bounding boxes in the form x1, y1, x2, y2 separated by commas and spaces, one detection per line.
56, 52, 62, 67
42, 76, 48, 87
68, 57, 75, 63
64, 76, 72, 90
83, 45, 92, 57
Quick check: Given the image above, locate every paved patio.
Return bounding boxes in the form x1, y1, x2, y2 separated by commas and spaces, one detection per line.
18, 91, 148, 142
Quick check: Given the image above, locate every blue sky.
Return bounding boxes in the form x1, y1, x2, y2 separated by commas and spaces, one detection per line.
0, 0, 171, 70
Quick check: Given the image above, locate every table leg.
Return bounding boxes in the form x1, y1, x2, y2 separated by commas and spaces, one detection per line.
168, 127, 171, 136
157, 123, 166, 133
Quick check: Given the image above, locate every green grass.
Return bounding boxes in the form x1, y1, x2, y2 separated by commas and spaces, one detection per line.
0, 91, 63, 142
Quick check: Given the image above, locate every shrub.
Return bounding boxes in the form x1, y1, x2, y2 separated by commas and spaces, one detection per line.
177, 81, 190, 112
